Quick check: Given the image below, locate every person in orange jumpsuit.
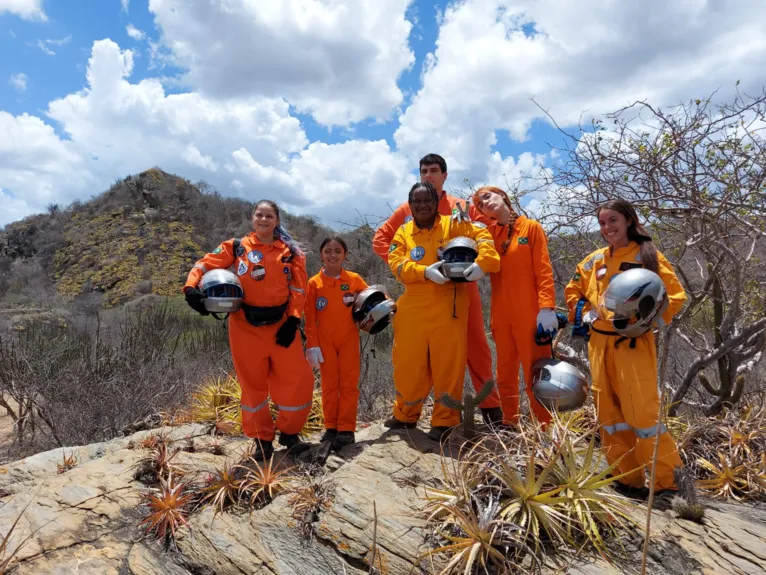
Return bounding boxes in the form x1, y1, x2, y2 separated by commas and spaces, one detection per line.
386, 181, 501, 442
372, 153, 503, 425
183, 200, 314, 461
471, 186, 559, 427
565, 198, 687, 497
304, 236, 369, 451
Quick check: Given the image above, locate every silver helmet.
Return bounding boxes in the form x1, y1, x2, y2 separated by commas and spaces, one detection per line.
440, 236, 478, 282
598, 267, 668, 337
351, 285, 397, 334
199, 269, 244, 314
531, 358, 589, 413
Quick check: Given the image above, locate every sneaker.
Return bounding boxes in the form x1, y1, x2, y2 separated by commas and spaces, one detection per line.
427, 426, 452, 442
320, 429, 338, 443
250, 439, 274, 462
332, 431, 355, 451
278, 432, 310, 455
384, 417, 417, 430
481, 407, 504, 425
611, 481, 649, 500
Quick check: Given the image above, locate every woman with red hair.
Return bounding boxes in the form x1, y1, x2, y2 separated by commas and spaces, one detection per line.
471, 186, 559, 426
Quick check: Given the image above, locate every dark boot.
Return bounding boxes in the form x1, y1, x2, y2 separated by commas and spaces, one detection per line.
251, 439, 274, 462
384, 417, 417, 430
427, 426, 452, 442
332, 431, 355, 451
278, 432, 310, 455
481, 407, 504, 425
611, 481, 649, 500
320, 429, 338, 443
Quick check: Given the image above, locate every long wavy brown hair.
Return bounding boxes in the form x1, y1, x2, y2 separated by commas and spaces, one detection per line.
597, 198, 659, 273
472, 186, 520, 254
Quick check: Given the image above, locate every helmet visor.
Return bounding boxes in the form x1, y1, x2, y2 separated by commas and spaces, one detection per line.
205, 284, 244, 299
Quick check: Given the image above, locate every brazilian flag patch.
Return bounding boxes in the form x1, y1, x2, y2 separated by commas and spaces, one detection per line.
213, 246, 223, 254
518, 237, 529, 245
341, 284, 349, 291
389, 243, 397, 253
572, 273, 581, 281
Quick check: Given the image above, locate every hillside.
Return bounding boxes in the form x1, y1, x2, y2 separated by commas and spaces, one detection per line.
0, 168, 393, 316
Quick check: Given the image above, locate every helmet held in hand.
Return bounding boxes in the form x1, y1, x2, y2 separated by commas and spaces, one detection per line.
352, 285, 397, 334
440, 236, 478, 282
597, 267, 668, 337
199, 269, 244, 313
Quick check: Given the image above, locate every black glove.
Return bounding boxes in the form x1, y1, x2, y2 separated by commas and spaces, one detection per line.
184, 287, 209, 316
275, 316, 301, 348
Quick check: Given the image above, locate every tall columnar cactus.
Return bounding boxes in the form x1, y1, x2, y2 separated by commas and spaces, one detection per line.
440, 379, 495, 440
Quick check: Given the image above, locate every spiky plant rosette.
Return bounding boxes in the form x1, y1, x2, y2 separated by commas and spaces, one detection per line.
236, 454, 295, 509
190, 374, 324, 437
138, 474, 195, 550
189, 373, 242, 432
677, 402, 766, 501
422, 411, 638, 570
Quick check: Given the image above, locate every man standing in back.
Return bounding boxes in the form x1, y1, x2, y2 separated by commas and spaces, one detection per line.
372, 153, 503, 424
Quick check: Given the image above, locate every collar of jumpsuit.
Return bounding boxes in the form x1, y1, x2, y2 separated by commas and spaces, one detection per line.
591, 240, 641, 331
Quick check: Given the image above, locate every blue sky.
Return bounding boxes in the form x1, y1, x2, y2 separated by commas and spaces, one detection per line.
1, 0, 764, 227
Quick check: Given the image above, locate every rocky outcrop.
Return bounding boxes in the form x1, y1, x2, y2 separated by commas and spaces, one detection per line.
1, 422, 765, 574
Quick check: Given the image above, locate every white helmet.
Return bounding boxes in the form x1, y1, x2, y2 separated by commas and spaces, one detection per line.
352, 285, 397, 334
199, 269, 244, 314
598, 268, 668, 337
440, 237, 478, 282
531, 358, 589, 412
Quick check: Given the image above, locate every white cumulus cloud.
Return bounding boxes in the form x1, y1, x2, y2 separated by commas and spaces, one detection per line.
0, 0, 46, 21
148, 0, 416, 127
394, 0, 766, 190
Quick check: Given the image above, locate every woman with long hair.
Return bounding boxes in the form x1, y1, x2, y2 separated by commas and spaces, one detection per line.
471, 186, 558, 426
565, 198, 687, 497
183, 200, 314, 461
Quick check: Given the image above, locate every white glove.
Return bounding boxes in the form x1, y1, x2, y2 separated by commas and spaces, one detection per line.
451, 199, 471, 223
305, 347, 324, 369
462, 262, 485, 282
425, 261, 449, 284
583, 309, 598, 325
536, 308, 558, 333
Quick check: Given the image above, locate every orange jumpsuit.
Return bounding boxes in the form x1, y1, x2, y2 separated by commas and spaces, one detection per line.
565, 241, 687, 491
484, 216, 557, 425
373, 194, 501, 410
388, 215, 501, 427
305, 269, 369, 432
184, 234, 314, 442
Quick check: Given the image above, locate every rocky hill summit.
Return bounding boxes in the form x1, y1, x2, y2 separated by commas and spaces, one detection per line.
1, 419, 764, 575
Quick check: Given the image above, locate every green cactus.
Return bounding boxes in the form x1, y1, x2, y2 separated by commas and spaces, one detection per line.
440, 379, 495, 440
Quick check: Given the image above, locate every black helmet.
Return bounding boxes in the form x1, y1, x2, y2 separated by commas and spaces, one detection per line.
440, 237, 478, 282
352, 285, 397, 334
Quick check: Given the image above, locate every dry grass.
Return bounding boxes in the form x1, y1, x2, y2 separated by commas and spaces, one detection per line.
676, 402, 766, 501
287, 471, 335, 543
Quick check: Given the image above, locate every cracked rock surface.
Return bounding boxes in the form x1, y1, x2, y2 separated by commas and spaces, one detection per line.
1, 422, 765, 574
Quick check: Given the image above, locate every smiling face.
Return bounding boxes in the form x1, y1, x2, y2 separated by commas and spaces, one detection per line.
252, 203, 278, 239
409, 186, 438, 228
598, 208, 630, 248
320, 240, 346, 271
419, 163, 447, 196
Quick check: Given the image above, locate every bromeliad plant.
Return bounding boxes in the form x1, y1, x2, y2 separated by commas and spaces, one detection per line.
138, 474, 195, 550
422, 411, 639, 571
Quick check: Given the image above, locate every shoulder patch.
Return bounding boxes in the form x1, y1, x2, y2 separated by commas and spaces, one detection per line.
572, 272, 581, 282
389, 243, 397, 253
410, 246, 425, 261
212, 246, 223, 254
